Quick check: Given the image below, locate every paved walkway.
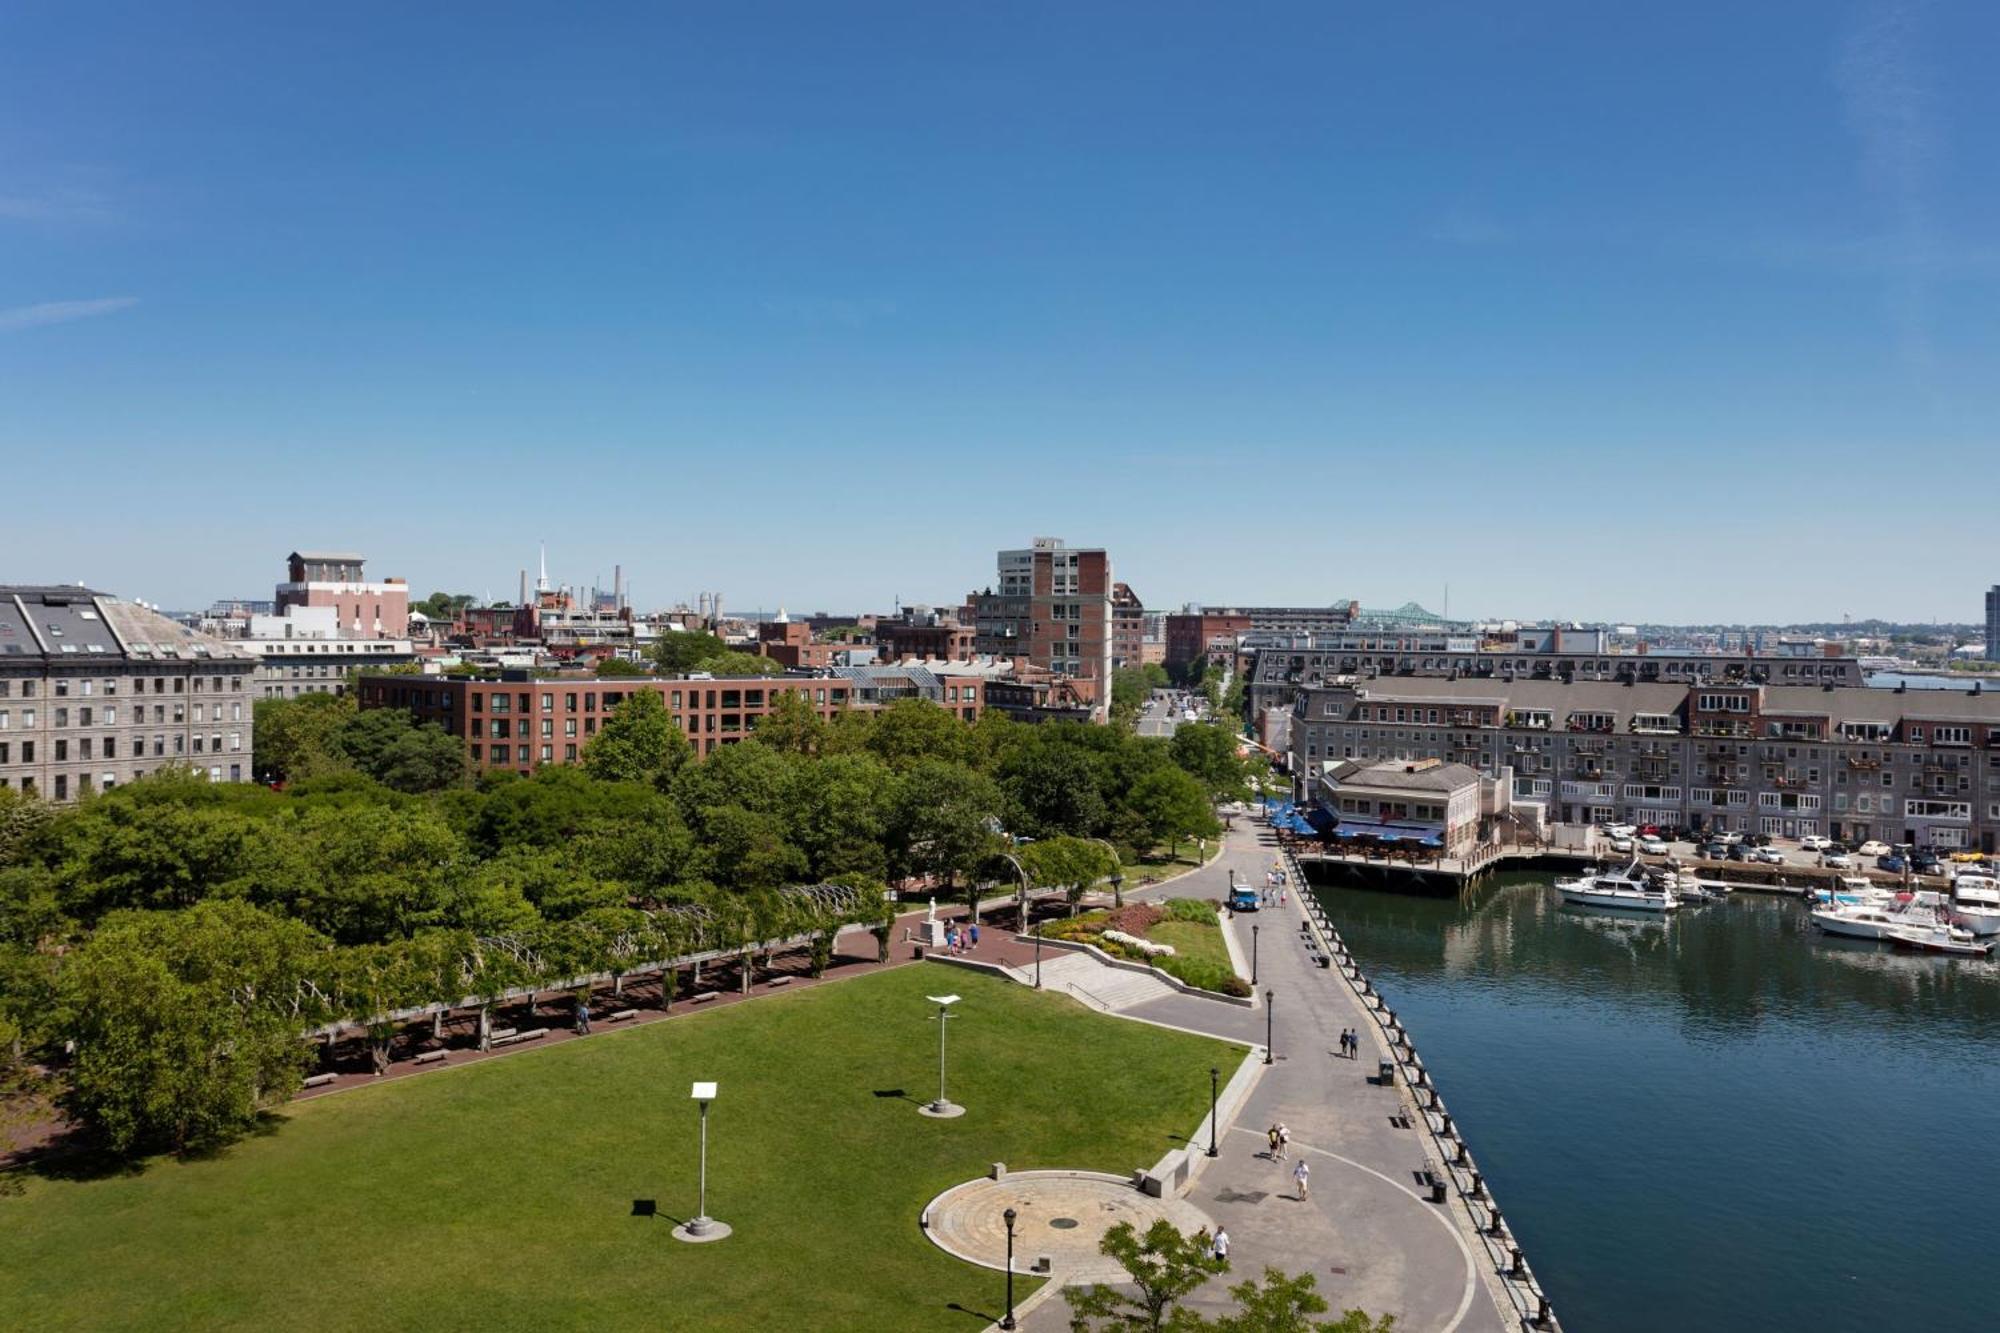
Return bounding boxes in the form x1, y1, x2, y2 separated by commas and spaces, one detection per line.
1012, 818, 1513, 1333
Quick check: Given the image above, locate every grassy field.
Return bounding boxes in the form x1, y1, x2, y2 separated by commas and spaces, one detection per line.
1, 966, 1238, 1332
1146, 919, 1232, 973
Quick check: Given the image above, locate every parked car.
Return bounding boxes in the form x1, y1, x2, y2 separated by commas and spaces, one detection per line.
1604, 824, 1637, 839
1716, 831, 1745, 846
1753, 847, 1786, 865
1746, 833, 1774, 847
1638, 836, 1669, 855
1699, 842, 1730, 860
1800, 835, 1833, 852
1877, 853, 1907, 873
1727, 844, 1755, 862
1820, 851, 1855, 869
1911, 852, 1943, 876
1608, 835, 1635, 853
1857, 840, 1891, 857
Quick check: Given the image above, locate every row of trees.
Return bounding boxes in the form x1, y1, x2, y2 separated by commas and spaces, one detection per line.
2, 692, 1256, 1158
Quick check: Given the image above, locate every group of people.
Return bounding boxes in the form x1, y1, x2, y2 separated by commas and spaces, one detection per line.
1262, 864, 1289, 908
1337, 1027, 1361, 1059
942, 920, 981, 954
1265, 1122, 1311, 1198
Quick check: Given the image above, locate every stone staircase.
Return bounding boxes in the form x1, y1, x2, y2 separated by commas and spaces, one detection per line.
1035, 952, 1179, 1011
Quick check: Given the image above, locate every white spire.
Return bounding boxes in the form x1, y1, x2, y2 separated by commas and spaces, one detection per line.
537, 543, 549, 594
774, 605, 790, 624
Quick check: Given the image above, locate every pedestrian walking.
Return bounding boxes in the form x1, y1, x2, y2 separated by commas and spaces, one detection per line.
969, 921, 980, 949
576, 998, 591, 1035
1293, 1159, 1311, 1199
1211, 1226, 1230, 1262
1277, 1123, 1291, 1160
1267, 1124, 1281, 1159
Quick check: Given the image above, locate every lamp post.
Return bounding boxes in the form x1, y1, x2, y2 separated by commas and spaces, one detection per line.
1207, 1066, 1220, 1157
1251, 922, 1260, 985
920, 995, 965, 1118
1001, 1206, 1019, 1329
1264, 989, 1275, 1065
672, 1081, 731, 1242
1033, 917, 1044, 990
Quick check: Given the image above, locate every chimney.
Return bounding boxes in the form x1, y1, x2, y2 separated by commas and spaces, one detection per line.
519, 569, 528, 605
614, 564, 623, 610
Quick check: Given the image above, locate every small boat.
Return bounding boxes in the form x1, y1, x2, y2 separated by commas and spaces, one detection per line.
1947, 874, 2000, 938
1887, 921, 1994, 957
1809, 903, 1910, 941
1556, 861, 1680, 913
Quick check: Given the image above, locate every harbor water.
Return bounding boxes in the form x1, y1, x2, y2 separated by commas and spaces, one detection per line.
1314, 872, 2000, 1333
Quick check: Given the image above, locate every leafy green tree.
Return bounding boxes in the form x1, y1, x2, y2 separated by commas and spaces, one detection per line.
331, 709, 465, 793
673, 739, 795, 822
1015, 835, 1120, 916
252, 692, 355, 783
1209, 1269, 1396, 1333
593, 656, 650, 677
582, 690, 692, 786
0, 784, 54, 867
887, 760, 1003, 914
1170, 723, 1251, 803
1000, 741, 1108, 839
49, 796, 259, 920
651, 629, 732, 673
752, 691, 831, 756
866, 697, 975, 770
236, 803, 464, 945
1111, 665, 1154, 722
54, 901, 331, 1155
1129, 766, 1220, 857
1066, 1219, 1228, 1332
696, 804, 809, 892
706, 651, 785, 677
783, 752, 892, 881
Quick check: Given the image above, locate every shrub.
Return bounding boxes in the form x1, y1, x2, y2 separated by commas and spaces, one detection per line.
1162, 897, 1219, 926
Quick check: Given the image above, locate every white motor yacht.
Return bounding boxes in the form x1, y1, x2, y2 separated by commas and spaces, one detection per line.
1556, 862, 1681, 913
1887, 920, 1994, 957
1947, 874, 2000, 938
1809, 903, 1910, 941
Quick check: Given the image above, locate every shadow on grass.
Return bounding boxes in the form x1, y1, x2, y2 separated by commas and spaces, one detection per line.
946, 1301, 1000, 1324
630, 1198, 689, 1226
872, 1088, 916, 1104
9, 1110, 290, 1185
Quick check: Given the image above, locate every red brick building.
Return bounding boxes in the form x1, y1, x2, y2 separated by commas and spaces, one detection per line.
970, 538, 1114, 715
1111, 582, 1145, 669
355, 673, 863, 769
1165, 610, 1251, 675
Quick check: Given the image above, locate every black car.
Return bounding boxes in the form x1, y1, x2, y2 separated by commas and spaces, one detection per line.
1911, 852, 1943, 875
1699, 842, 1729, 860
1746, 833, 1774, 847
1726, 844, 1755, 862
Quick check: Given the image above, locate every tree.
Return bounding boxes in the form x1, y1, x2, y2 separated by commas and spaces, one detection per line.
582, 690, 692, 786
1066, 1219, 1227, 1332
753, 691, 830, 756
332, 710, 465, 793
1129, 767, 1219, 857
783, 753, 892, 881
252, 693, 354, 783
1170, 723, 1251, 804
886, 761, 1002, 912
696, 804, 809, 892
651, 629, 732, 673
1111, 665, 1154, 722
866, 698, 975, 770
706, 651, 784, 677
54, 901, 331, 1156
1015, 835, 1120, 916
593, 656, 650, 677
1208, 1269, 1395, 1333
1000, 742, 1108, 839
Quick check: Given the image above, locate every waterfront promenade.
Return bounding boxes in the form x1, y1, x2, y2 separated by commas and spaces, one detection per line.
1011, 820, 1517, 1333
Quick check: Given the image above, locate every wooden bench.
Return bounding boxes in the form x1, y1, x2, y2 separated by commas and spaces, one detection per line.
608, 1008, 639, 1023
492, 1027, 549, 1047
489, 1027, 519, 1044
413, 1050, 449, 1066
765, 976, 793, 988
302, 1073, 338, 1089
690, 991, 721, 1004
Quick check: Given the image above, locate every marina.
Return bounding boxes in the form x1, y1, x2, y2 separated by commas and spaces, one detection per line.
1311, 869, 2000, 1333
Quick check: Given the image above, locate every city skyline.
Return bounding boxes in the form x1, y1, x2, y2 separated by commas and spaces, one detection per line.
4, 2, 1998, 619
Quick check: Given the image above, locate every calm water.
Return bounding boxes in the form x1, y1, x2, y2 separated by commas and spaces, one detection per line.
1313, 873, 2000, 1333
1867, 671, 1998, 691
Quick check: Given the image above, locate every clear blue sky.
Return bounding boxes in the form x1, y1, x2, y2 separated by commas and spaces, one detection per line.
4, 2, 1996, 623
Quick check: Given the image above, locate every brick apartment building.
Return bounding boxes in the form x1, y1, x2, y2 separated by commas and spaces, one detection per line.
970, 537, 1113, 715
357, 672, 878, 771
874, 606, 976, 663
1286, 673, 2000, 852
1164, 610, 1251, 675
757, 613, 845, 670
276, 551, 410, 638
1, 585, 256, 800
1111, 583, 1145, 670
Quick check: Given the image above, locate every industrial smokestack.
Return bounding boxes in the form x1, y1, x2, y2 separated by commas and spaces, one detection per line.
614, 564, 623, 610
519, 569, 528, 605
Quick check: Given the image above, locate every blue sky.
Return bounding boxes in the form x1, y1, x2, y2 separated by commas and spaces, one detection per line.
3, 2, 1996, 623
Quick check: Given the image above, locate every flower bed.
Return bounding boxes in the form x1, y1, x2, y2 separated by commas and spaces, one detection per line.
1040, 901, 1249, 997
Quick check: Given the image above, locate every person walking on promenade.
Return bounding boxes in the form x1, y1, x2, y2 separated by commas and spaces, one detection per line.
576, 998, 591, 1035
1293, 1159, 1311, 1200
1212, 1226, 1230, 1262
1277, 1123, 1291, 1160
1267, 1124, 1282, 1159
969, 921, 980, 949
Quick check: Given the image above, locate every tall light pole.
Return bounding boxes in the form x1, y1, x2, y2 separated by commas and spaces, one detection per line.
1264, 989, 1275, 1065
1001, 1206, 1019, 1329
1033, 917, 1044, 990
672, 1081, 731, 1242
1207, 1066, 1220, 1157
920, 995, 965, 1118
1251, 922, 1260, 985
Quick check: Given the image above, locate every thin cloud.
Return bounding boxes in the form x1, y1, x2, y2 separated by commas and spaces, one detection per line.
0, 186, 116, 225
1834, 0, 1940, 371
0, 297, 139, 334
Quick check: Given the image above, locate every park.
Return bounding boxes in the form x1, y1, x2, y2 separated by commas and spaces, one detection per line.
0, 964, 1241, 1331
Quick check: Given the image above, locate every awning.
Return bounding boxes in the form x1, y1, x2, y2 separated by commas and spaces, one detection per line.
1329, 818, 1445, 847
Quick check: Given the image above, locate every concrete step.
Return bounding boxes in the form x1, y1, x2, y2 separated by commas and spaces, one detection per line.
1038, 952, 1178, 1011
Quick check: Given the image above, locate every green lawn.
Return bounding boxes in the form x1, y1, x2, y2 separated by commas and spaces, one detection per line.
2, 966, 1239, 1332
1146, 920, 1232, 973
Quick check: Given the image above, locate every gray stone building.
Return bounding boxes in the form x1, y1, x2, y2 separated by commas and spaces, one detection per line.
1286, 673, 2000, 853
0, 586, 257, 801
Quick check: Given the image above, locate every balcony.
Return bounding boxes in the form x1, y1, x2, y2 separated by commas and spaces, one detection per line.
1847, 757, 1881, 771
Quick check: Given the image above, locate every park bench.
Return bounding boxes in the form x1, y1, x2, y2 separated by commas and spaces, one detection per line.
302, 1073, 338, 1089
691, 991, 721, 1004
607, 1008, 639, 1023
413, 1050, 449, 1066
489, 1027, 519, 1044
492, 1027, 549, 1047
765, 976, 792, 988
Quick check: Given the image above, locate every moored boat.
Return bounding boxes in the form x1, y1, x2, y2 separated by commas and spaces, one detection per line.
1556, 861, 1680, 913
1887, 920, 1993, 957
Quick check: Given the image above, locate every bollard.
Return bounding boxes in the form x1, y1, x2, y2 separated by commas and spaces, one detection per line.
1487, 1208, 1505, 1238
1430, 1175, 1448, 1204
1511, 1246, 1526, 1278
1428, 1088, 1441, 1110
1470, 1172, 1485, 1199
1440, 1112, 1453, 1136
1455, 1139, 1469, 1166
1535, 1295, 1553, 1328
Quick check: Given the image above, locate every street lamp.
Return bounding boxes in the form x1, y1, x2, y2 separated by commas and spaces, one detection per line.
1251, 922, 1260, 985
1207, 1066, 1220, 1157
672, 1081, 731, 1242
1001, 1206, 1019, 1329
1033, 917, 1043, 990
920, 995, 965, 1118
1264, 989, 1275, 1065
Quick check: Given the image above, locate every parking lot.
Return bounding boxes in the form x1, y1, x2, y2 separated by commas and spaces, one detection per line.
1585, 826, 1989, 882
